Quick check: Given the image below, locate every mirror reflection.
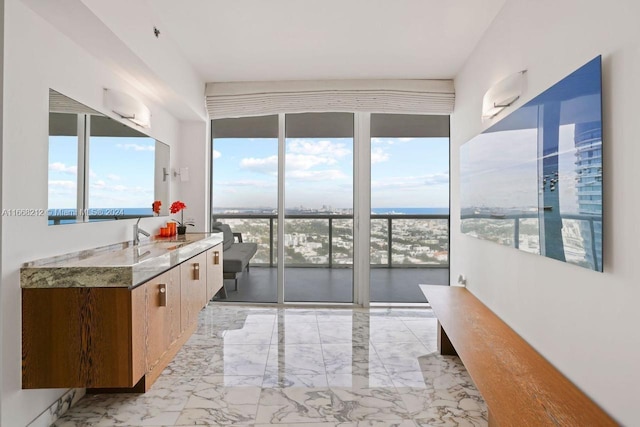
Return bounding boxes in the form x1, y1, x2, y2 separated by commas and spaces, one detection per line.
48, 89, 170, 225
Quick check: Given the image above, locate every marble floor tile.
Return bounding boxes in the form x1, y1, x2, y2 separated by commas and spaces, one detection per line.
275, 308, 318, 322
223, 322, 276, 345
53, 405, 107, 427
322, 343, 388, 376
255, 387, 338, 424
316, 308, 357, 322
184, 332, 224, 346
402, 319, 439, 349
318, 321, 370, 344
161, 346, 215, 378
254, 423, 353, 427
204, 343, 271, 376
101, 408, 181, 426
176, 407, 256, 426
263, 372, 329, 388
178, 375, 263, 425
53, 305, 485, 427
272, 321, 321, 344
243, 312, 278, 324
368, 319, 423, 345
327, 373, 395, 388
329, 386, 410, 421
254, 423, 416, 427
372, 341, 434, 376
265, 343, 326, 376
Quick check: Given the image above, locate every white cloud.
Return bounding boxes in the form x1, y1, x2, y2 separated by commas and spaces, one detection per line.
287, 139, 350, 158
424, 172, 450, 186
49, 180, 76, 188
116, 143, 155, 152
217, 179, 276, 188
371, 148, 389, 164
92, 180, 106, 189
371, 137, 415, 146
287, 153, 335, 170
107, 174, 121, 181
371, 172, 449, 190
213, 150, 222, 159
240, 155, 278, 175
238, 139, 352, 183
288, 169, 347, 181
49, 162, 77, 175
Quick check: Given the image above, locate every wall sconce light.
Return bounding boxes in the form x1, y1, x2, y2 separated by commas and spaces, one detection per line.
482, 70, 527, 121
173, 167, 190, 182
104, 88, 151, 128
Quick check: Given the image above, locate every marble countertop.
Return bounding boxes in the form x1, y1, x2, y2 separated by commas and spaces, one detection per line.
21, 233, 224, 289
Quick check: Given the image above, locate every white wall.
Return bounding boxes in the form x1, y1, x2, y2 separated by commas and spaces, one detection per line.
176, 121, 212, 233
0, 0, 5, 422
451, 0, 640, 424
0, 1, 203, 425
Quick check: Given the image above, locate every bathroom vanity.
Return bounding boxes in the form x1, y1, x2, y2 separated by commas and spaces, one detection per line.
21, 233, 224, 392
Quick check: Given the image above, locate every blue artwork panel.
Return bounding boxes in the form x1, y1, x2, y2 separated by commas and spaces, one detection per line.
461, 56, 603, 271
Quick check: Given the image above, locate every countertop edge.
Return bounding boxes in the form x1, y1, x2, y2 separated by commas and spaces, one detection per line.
21, 233, 224, 289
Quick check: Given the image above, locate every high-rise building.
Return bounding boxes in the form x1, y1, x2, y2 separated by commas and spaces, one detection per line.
574, 121, 603, 270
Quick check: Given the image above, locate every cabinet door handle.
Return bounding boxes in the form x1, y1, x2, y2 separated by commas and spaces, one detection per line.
159, 283, 167, 307
193, 263, 200, 280
213, 251, 220, 265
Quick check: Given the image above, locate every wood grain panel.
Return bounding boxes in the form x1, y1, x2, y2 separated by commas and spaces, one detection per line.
206, 244, 224, 301
146, 271, 170, 371
180, 252, 207, 331
144, 321, 197, 391
168, 266, 182, 345
192, 252, 208, 310
23, 287, 136, 388
421, 285, 618, 427
130, 285, 146, 384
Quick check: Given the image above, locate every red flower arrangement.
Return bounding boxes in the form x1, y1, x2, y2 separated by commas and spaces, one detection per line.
170, 201, 193, 227
152, 200, 162, 215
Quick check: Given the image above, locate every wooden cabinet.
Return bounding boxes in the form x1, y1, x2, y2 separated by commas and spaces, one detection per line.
22, 246, 223, 391
146, 268, 181, 372
22, 286, 146, 389
206, 243, 224, 301
180, 252, 207, 332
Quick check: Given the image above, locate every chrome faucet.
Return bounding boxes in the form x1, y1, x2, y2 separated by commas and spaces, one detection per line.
133, 217, 150, 246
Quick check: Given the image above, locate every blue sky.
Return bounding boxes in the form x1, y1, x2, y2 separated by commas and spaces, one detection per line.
48, 136, 155, 209
213, 137, 449, 209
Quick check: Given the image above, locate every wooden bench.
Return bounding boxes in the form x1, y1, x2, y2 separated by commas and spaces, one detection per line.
420, 285, 618, 427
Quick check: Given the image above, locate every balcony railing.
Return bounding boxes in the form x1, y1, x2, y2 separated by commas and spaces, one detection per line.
212, 213, 450, 268
461, 212, 601, 271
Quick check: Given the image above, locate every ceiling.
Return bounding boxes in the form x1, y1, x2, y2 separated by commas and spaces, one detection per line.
95, 0, 506, 83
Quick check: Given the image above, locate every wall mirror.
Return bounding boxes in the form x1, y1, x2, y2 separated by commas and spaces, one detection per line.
48, 89, 170, 225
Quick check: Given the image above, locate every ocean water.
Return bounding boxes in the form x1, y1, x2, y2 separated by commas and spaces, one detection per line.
48, 207, 154, 225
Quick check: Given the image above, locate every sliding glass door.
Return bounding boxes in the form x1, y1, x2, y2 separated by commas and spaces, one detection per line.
284, 113, 354, 302
211, 115, 279, 302
212, 113, 449, 304
369, 114, 450, 303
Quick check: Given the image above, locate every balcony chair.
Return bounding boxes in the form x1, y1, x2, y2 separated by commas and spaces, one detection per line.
211, 222, 258, 292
